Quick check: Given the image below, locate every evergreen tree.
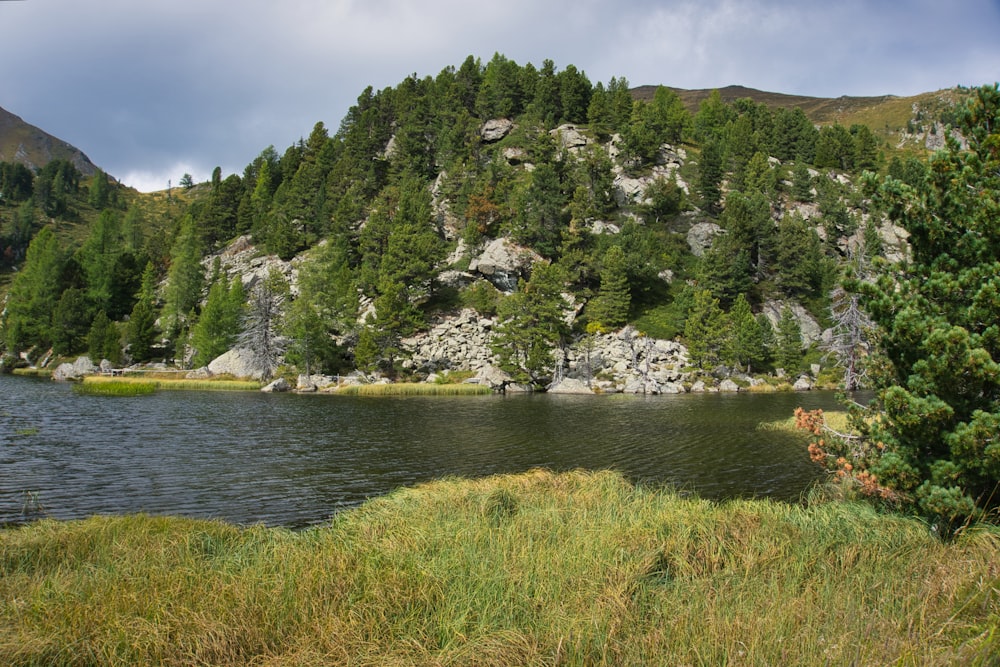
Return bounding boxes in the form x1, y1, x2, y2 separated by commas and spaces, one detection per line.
726, 294, 767, 373
189, 271, 245, 367
126, 262, 159, 363
842, 84, 1000, 529
697, 139, 724, 213
684, 289, 726, 368
2, 226, 65, 351
775, 307, 803, 373
492, 262, 568, 385
163, 215, 204, 336
587, 245, 631, 330
87, 310, 120, 364
51, 288, 91, 356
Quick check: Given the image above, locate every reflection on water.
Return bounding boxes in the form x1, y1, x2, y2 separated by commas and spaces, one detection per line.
0, 375, 846, 527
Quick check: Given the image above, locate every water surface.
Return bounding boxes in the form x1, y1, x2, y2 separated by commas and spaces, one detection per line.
1, 375, 843, 527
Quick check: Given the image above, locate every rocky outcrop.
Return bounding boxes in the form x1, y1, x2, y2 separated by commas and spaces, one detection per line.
686, 222, 723, 257
208, 347, 271, 381
208, 235, 299, 296
480, 118, 514, 143
761, 300, 823, 347
547, 377, 594, 394
550, 124, 589, 151
403, 308, 496, 372
52, 356, 97, 381
468, 238, 542, 292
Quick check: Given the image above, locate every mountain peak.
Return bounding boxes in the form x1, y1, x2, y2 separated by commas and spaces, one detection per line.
0, 105, 98, 177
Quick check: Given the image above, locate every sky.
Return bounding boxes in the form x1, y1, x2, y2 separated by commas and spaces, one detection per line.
2, 0, 999, 192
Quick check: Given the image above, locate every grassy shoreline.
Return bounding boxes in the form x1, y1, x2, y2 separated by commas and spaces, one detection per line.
1, 469, 997, 665
79, 374, 261, 392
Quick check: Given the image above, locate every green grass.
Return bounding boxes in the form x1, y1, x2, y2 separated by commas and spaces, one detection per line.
80, 375, 260, 392
335, 382, 492, 396
72, 380, 157, 396
1, 469, 997, 666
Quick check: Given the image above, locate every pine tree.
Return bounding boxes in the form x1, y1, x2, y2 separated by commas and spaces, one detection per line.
775, 307, 802, 373
726, 294, 766, 373
492, 263, 568, 385
163, 215, 204, 336
842, 84, 1000, 529
684, 289, 726, 369
587, 245, 630, 330
87, 310, 121, 364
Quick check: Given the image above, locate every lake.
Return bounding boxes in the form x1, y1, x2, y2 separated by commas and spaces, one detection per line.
0, 375, 846, 528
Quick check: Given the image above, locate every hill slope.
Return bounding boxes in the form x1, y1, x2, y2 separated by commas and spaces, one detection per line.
0, 105, 98, 177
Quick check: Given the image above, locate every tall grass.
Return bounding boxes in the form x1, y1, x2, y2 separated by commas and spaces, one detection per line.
80, 375, 260, 392
335, 382, 492, 396
1, 470, 997, 665
73, 380, 157, 396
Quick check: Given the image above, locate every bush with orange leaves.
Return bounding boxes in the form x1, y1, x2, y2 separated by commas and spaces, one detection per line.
795, 407, 898, 502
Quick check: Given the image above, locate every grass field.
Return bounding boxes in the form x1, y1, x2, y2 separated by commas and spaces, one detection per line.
1, 469, 997, 666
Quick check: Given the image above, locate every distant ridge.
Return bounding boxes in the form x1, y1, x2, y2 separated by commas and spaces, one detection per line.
0, 105, 98, 176
632, 84, 901, 123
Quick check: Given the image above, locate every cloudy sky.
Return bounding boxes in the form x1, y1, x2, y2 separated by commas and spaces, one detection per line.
3, 0, 998, 192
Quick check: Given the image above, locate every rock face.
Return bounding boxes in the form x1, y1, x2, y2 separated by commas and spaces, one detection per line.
761, 300, 823, 347
480, 118, 514, 143
52, 356, 97, 381
686, 222, 724, 257
468, 238, 542, 292
403, 308, 496, 371
547, 377, 594, 394
208, 348, 271, 381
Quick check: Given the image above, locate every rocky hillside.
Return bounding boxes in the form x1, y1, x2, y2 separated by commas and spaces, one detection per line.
1, 55, 977, 393
0, 105, 98, 177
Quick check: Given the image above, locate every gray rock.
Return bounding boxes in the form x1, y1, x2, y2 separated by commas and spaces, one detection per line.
686, 222, 724, 257
551, 124, 589, 151
468, 238, 542, 292
547, 377, 594, 394
185, 367, 213, 379
793, 376, 814, 391
261, 377, 290, 393
718, 379, 741, 392
208, 347, 270, 381
480, 118, 514, 143
52, 356, 97, 382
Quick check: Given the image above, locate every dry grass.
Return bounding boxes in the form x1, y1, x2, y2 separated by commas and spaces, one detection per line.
1, 469, 997, 666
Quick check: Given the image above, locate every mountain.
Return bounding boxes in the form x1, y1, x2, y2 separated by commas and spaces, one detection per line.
0, 105, 98, 177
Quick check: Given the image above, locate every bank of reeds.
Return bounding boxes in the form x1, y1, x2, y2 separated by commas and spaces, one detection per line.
72, 379, 157, 396
80, 375, 260, 392
1, 469, 997, 666
335, 382, 492, 396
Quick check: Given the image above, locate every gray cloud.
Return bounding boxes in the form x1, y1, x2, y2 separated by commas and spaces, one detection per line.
2, 0, 997, 191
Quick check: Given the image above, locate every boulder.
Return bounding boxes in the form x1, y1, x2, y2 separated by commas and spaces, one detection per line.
468, 238, 542, 292
718, 379, 741, 392
52, 356, 97, 382
480, 118, 514, 143
208, 347, 271, 381
547, 377, 594, 394
793, 376, 814, 391
551, 124, 588, 151
185, 367, 214, 379
261, 377, 291, 393
686, 222, 724, 257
